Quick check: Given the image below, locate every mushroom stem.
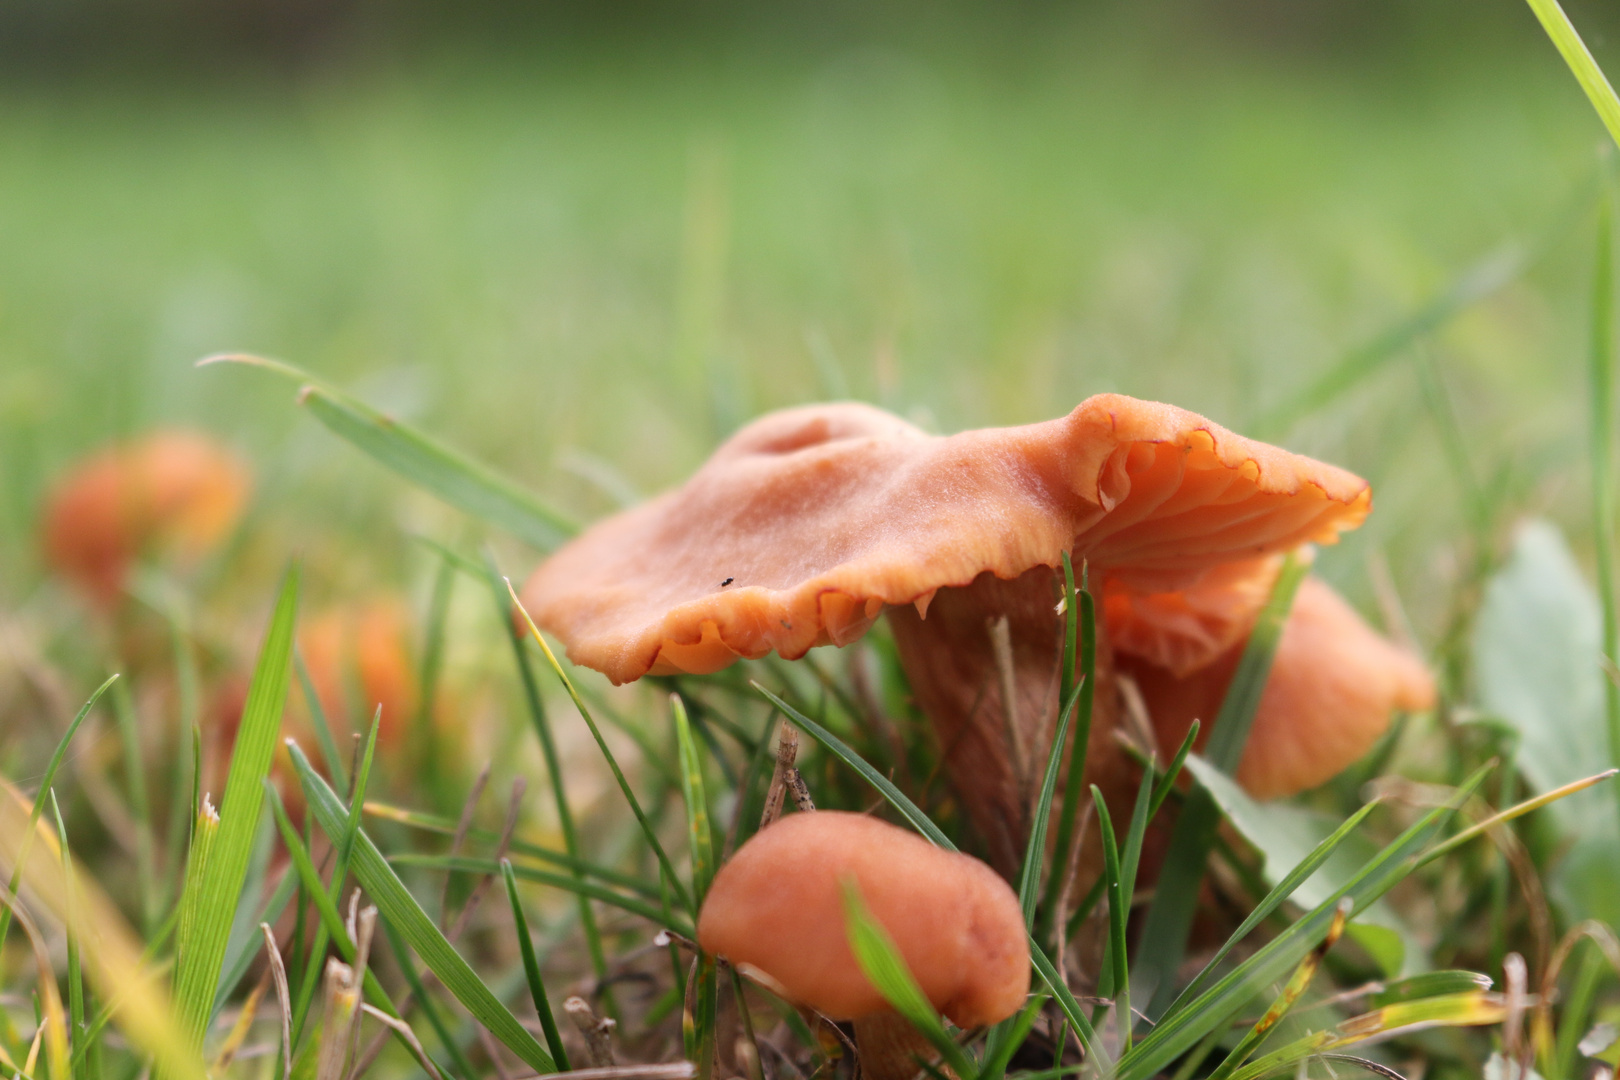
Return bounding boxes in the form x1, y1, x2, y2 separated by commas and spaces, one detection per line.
853, 1015, 953, 1080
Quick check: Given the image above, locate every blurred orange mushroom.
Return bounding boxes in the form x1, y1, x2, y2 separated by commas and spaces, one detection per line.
42, 430, 250, 606
298, 599, 419, 749
521, 396, 1432, 873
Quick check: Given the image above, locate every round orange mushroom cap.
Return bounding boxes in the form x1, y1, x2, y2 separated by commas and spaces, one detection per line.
522, 396, 1371, 684
1121, 576, 1436, 799
697, 811, 1029, 1027
42, 430, 251, 605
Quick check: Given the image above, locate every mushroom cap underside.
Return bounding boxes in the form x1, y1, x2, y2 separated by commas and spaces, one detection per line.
523, 395, 1370, 684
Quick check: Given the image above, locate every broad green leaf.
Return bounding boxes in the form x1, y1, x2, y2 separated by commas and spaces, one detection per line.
285, 741, 557, 1073
203, 354, 576, 550
1182, 756, 1419, 977
171, 567, 299, 1053
1473, 519, 1620, 922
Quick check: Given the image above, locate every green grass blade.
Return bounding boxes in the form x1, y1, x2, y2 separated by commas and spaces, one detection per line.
1042, 562, 1094, 942
1523, 0, 1620, 151
363, 803, 662, 899
1133, 554, 1306, 1016
111, 676, 157, 933
483, 553, 611, 984
1019, 683, 1080, 931
392, 855, 693, 936
755, 680, 1107, 1066
47, 792, 84, 1062
841, 882, 978, 1080
203, 354, 576, 550
1091, 786, 1132, 1052
500, 861, 570, 1072
978, 995, 1046, 1080
0, 673, 118, 951
375, 916, 477, 1080
415, 549, 456, 797
171, 566, 299, 1055
1165, 798, 1382, 1015
507, 581, 693, 916
1113, 764, 1491, 1080
284, 740, 557, 1073
671, 695, 715, 908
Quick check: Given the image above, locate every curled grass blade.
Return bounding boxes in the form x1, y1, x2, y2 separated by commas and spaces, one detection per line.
202, 353, 577, 550
284, 740, 557, 1073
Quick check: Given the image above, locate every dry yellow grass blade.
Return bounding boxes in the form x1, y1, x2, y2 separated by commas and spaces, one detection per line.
0, 780, 206, 1080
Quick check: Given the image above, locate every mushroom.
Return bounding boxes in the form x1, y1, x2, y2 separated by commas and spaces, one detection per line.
697, 810, 1027, 1076
522, 395, 1421, 874
1117, 575, 1436, 800
42, 430, 250, 606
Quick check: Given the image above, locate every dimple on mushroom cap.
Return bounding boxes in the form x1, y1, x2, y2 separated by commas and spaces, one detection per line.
696, 811, 1029, 1028
1121, 575, 1437, 799
522, 396, 1370, 684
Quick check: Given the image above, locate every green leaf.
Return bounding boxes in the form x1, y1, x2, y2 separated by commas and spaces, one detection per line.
171, 566, 299, 1053
203, 354, 576, 550
841, 881, 977, 1080
284, 741, 557, 1074
1091, 784, 1134, 1051
1181, 756, 1419, 978
1473, 519, 1620, 922
1042, 562, 1095, 941
1018, 681, 1079, 930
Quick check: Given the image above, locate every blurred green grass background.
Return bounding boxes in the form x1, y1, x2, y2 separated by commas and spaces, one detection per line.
2, 0, 1617, 634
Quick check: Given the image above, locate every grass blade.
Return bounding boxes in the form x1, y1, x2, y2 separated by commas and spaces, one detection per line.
1042, 560, 1095, 942
203, 354, 576, 549
394, 855, 693, 936
1020, 683, 1080, 931
1114, 764, 1491, 1080
1091, 786, 1133, 1052
1522, 0, 1620, 152
0, 673, 118, 952
841, 881, 977, 1080
1133, 553, 1306, 1016
507, 580, 693, 916
171, 566, 299, 1054
1204, 901, 1349, 1080
501, 860, 570, 1072
672, 695, 715, 907
481, 551, 610, 987
284, 740, 557, 1073
47, 792, 84, 1067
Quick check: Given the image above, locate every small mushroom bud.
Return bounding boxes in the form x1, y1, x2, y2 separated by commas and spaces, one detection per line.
696, 810, 1029, 1029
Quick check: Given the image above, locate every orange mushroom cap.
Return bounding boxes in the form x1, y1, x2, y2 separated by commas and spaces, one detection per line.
522, 396, 1369, 685
42, 430, 251, 605
299, 599, 419, 748
1121, 576, 1435, 799
697, 811, 1028, 1027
